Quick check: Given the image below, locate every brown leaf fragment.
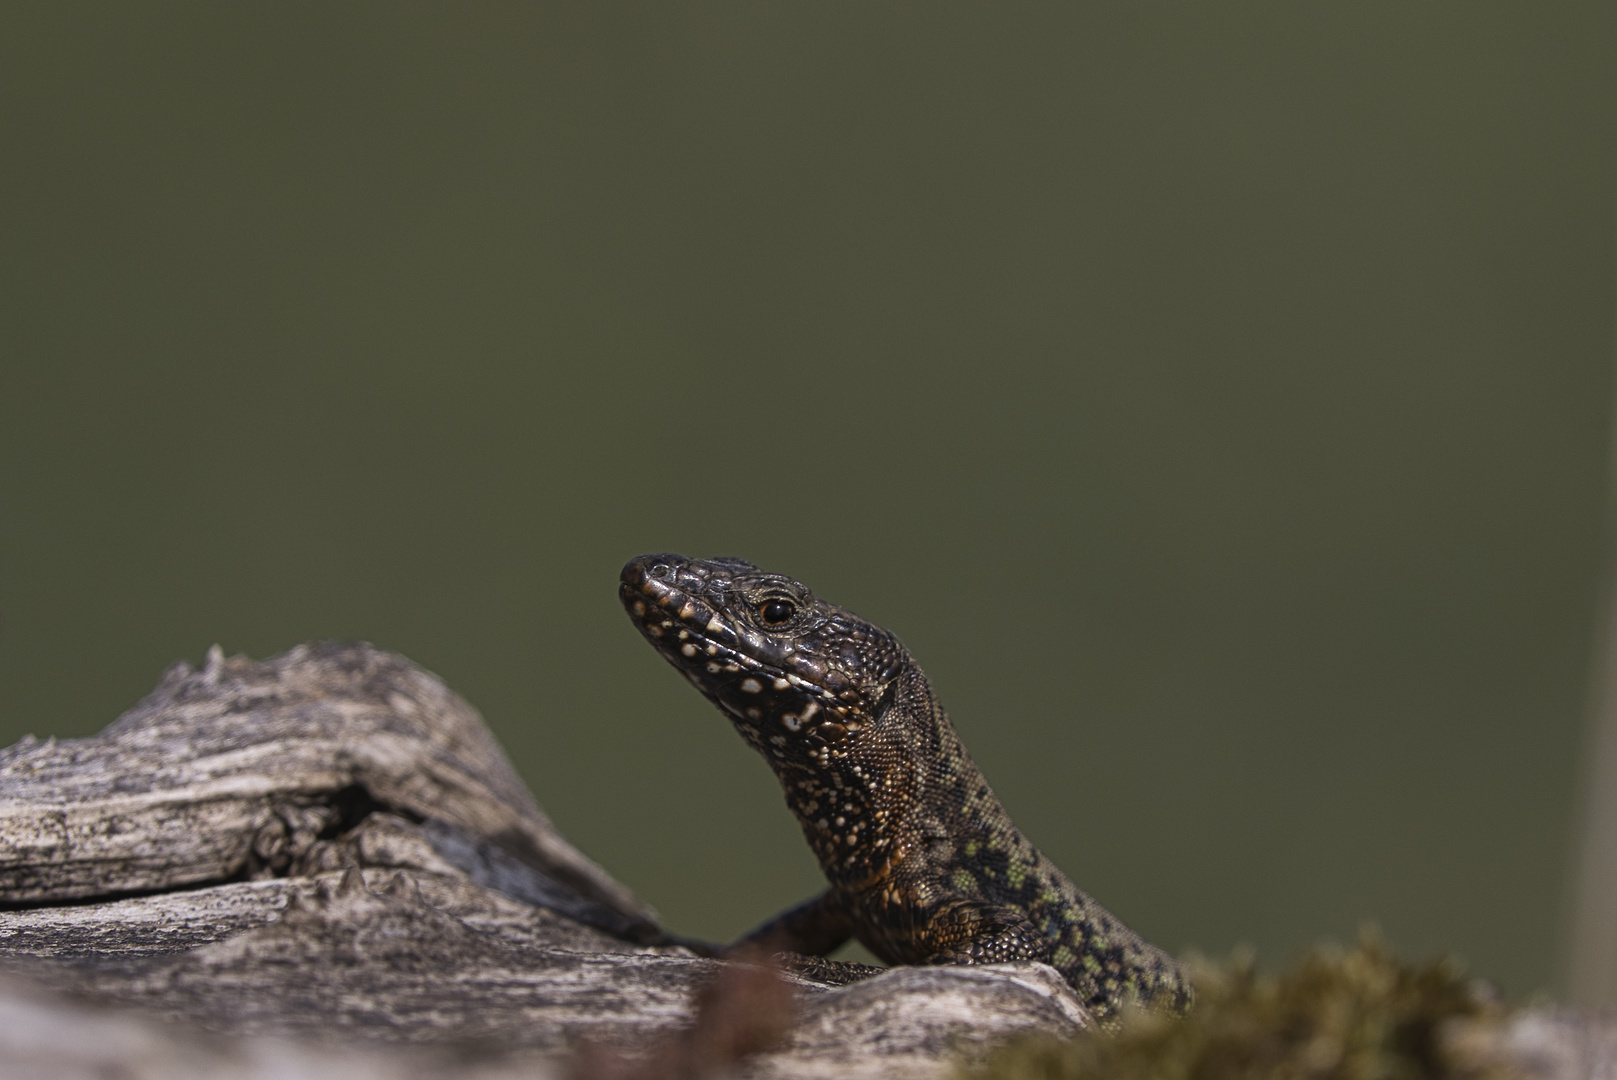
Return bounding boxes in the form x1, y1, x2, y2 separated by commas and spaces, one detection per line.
570, 959, 796, 1080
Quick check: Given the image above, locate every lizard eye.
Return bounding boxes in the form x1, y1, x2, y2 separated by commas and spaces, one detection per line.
759, 599, 797, 626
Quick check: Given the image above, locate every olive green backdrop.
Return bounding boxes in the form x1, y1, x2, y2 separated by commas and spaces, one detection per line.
2, 4, 1613, 998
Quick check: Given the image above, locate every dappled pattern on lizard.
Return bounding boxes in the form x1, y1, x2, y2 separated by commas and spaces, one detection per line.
619, 553, 1190, 1020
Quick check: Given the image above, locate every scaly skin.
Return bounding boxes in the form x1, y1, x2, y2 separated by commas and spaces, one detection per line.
620, 553, 1190, 1019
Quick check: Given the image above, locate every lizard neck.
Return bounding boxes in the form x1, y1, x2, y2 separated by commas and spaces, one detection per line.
772, 666, 1008, 892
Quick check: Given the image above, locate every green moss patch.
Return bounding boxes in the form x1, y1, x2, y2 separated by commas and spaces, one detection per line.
962, 935, 1509, 1080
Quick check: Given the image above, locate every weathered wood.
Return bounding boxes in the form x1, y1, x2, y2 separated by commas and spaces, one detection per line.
0, 643, 649, 927
0, 643, 1097, 1079
5, 641, 1606, 1080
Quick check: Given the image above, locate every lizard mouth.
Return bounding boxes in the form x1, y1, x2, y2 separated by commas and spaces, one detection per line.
620, 554, 862, 747
619, 555, 787, 693
619, 556, 756, 660
628, 598, 768, 684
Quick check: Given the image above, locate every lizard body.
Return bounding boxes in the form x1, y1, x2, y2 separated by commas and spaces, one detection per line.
620, 553, 1190, 1019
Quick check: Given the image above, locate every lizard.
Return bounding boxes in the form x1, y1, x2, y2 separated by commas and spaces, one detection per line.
619, 553, 1191, 1020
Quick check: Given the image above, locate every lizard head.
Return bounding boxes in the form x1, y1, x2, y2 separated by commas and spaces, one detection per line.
620, 553, 909, 768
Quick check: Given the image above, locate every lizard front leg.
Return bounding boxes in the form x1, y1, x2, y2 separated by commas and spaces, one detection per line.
730, 888, 854, 955
727, 889, 883, 986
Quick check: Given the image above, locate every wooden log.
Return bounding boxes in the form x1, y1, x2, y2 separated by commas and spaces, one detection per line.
5, 641, 1602, 1079
0, 642, 1095, 1079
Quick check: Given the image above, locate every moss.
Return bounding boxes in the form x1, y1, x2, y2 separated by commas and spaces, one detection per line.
961, 934, 1508, 1080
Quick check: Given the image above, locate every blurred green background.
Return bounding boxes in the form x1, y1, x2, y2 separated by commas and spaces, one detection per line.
2, 4, 1613, 998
